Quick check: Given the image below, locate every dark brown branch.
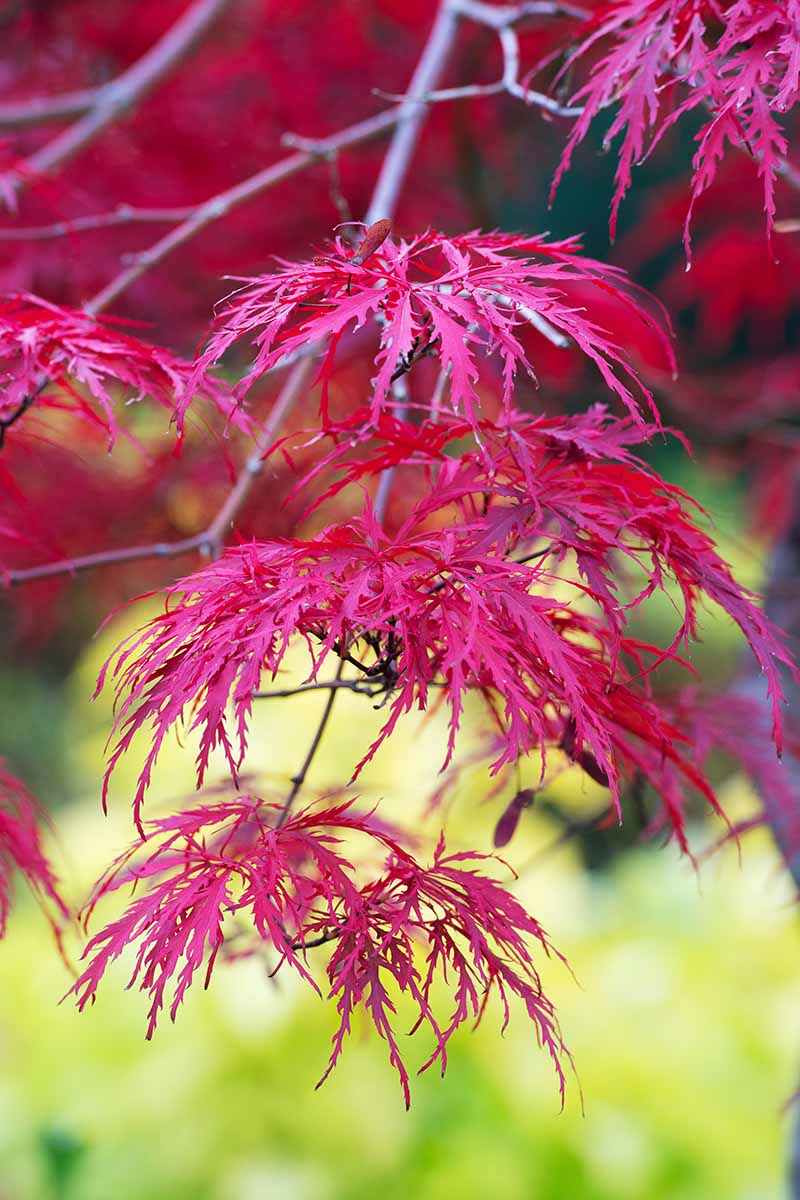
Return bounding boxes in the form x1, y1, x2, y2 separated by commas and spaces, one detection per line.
254, 679, 386, 701
290, 927, 343, 951
0, 376, 47, 447
274, 659, 346, 829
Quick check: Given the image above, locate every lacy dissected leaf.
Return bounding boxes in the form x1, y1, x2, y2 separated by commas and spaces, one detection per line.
70, 797, 567, 1104
0, 760, 68, 937
0, 292, 237, 444
99, 511, 638, 827
99, 403, 792, 836
551, 0, 800, 249
192, 229, 667, 426
282, 402, 793, 749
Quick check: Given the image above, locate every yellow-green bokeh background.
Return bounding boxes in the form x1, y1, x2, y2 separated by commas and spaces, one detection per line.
2, 483, 799, 1200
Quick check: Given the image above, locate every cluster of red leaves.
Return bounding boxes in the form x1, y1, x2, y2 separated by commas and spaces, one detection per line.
193, 230, 669, 426
0, 761, 67, 937
69, 796, 568, 1106
99, 405, 792, 854
553, 0, 800, 249
0, 293, 235, 445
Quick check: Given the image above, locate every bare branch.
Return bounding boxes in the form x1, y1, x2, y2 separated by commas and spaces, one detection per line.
201, 356, 315, 557
85, 106, 403, 315
0, 204, 195, 241
364, 0, 460, 225
0, 0, 232, 205
254, 678, 386, 701
453, 0, 589, 26
2, 534, 205, 586
0, 89, 99, 131
376, 8, 582, 119
2, 354, 314, 586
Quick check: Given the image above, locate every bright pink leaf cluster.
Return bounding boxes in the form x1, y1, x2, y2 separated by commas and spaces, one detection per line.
99, 404, 793, 841
70, 796, 568, 1106
193, 229, 669, 425
552, 0, 800, 249
0, 293, 236, 444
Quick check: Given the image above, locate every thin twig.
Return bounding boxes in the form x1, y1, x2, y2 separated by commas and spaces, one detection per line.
2, 533, 204, 586
275, 659, 346, 829
0, 89, 98, 132
85, 106, 404, 316
3, 348, 314, 587
0, 204, 196, 241
453, 0, 589, 25
254, 678, 386, 700
377, 0, 585, 118
0, 0, 231, 204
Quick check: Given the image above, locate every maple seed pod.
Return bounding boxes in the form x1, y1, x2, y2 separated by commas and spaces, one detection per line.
350, 218, 391, 266
493, 788, 536, 849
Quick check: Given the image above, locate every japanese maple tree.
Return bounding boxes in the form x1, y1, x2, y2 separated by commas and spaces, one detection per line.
1, 0, 799, 1141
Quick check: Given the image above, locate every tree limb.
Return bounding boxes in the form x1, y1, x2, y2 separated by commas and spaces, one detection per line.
0, 0, 232, 204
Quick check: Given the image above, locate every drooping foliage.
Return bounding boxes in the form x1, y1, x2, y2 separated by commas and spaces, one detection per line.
552, 0, 800, 250
70, 797, 569, 1107
0, 0, 798, 1106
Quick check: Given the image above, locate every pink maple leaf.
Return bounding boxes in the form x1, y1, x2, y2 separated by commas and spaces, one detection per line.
0, 292, 238, 446
551, 0, 800, 250
70, 796, 568, 1104
192, 229, 668, 427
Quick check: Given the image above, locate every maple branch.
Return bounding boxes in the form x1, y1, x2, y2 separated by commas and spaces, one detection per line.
2, 534, 205, 586
376, 21, 582, 119
290, 928, 343, 952
272, 0, 461, 826
363, 0, 460, 225
254, 678, 387, 701
377, 0, 586, 117
452, 0, 589, 24
2, 351, 315, 586
202, 357, 315, 557
0, 0, 231, 205
0, 89, 98, 131
0, 377, 47, 448
275, 658, 347, 830
85, 107, 403, 316
0, 204, 196, 241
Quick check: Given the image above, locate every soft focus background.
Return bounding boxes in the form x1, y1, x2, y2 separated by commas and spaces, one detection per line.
1, 462, 799, 1200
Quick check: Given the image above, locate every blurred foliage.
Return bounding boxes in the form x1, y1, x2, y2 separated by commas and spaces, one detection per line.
0, 792, 796, 1200
0, 546, 798, 1199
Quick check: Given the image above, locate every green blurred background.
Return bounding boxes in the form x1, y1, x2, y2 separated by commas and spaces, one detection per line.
2, 459, 799, 1200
